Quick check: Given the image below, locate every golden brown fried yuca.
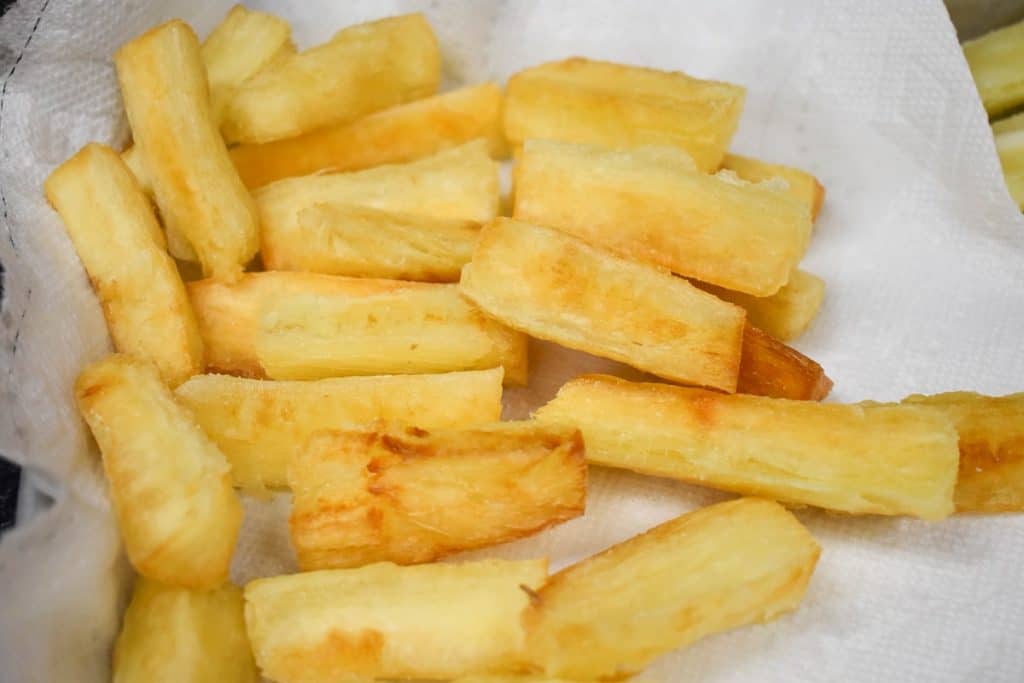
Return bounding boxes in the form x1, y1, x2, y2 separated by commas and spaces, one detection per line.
696, 270, 825, 342
504, 57, 744, 172
289, 422, 585, 570
514, 140, 812, 296
524, 497, 819, 679
223, 13, 440, 144
460, 218, 745, 392
737, 324, 833, 400
230, 83, 506, 188
188, 271, 528, 383
174, 368, 504, 491
244, 559, 548, 683
75, 355, 242, 588
115, 20, 258, 280
113, 578, 257, 683
720, 154, 825, 221
963, 19, 1024, 117
535, 374, 959, 519
44, 144, 202, 387
903, 391, 1024, 513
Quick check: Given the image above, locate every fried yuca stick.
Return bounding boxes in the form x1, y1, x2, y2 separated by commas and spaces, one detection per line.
115, 20, 258, 280
76, 355, 242, 588
504, 57, 744, 172
524, 498, 819, 679
244, 559, 548, 682
223, 13, 440, 144
720, 154, 826, 221
737, 324, 833, 400
697, 270, 826, 342
231, 83, 506, 189
903, 391, 1024, 513
514, 140, 812, 296
963, 18, 1024, 117
534, 375, 960, 519
188, 271, 528, 384
113, 578, 257, 682
460, 218, 745, 392
44, 144, 203, 387
289, 422, 586, 570
175, 368, 504, 491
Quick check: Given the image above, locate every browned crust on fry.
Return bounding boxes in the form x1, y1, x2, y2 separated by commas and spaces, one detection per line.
737, 324, 832, 400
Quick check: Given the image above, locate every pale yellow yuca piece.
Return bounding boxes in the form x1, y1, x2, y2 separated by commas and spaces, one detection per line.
75, 355, 242, 588
115, 21, 258, 280
903, 391, 1024, 513
535, 375, 960, 519
289, 422, 586, 570
720, 154, 825, 220
963, 19, 1024, 117
113, 578, 257, 682
244, 559, 548, 682
993, 110, 1024, 134
524, 498, 819, 679
188, 271, 528, 384
231, 83, 506, 189
44, 144, 202, 387
223, 13, 440, 144
514, 140, 812, 296
174, 368, 504, 490
697, 270, 826, 342
264, 203, 479, 281
461, 218, 745, 391
994, 127, 1024, 209
504, 57, 744, 172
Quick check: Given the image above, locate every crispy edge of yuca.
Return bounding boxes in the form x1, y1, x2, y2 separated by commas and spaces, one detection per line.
737, 324, 832, 400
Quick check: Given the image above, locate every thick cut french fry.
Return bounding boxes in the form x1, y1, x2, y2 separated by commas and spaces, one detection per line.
697, 271, 825, 342
524, 498, 819, 679
113, 578, 257, 682
903, 391, 1024, 513
175, 368, 504, 490
188, 271, 527, 384
535, 375, 960, 519
737, 324, 833, 400
223, 13, 440, 144
44, 144, 202, 387
115, 20, 258, 280
75, 355, 242, 588
244, 559, 548, 682
504, 57, 744, 172
231, 83, 506, 188
514, 140, 812, 296
460, 218, 745, 391
963, 19, 1024, 117
289, 422, 586, 570
720, 154, 825, 221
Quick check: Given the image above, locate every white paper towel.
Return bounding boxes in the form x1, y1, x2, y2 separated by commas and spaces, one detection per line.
2, 1, 1024, 681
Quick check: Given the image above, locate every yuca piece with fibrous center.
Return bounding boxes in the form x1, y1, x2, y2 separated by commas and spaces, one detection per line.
696, 270, 825, 342
514, 140, 812, 296
963, 18, 1024, 117
175, 368, 504, 491
44, 144, 202, 388
737, 324, 833, 400
115, 20, 258, 280
523, 497, 820, 680
188, 271, 528, 384
720, 154, 825, 221
289, 422, 586, 570
231, 82, 506, 189
535, 375, 959, 519
75, 355, 242, 589
460, 218, 745, 392
113, 578, 257, 683
903, 391, 1024, 513
504, 57, 744, 172
223, 13, 440, 144
244, 559, 548, 683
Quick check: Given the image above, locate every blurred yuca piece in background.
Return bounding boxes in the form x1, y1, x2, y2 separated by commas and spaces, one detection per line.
504, 57, 744, 172
231, 83, 506, 188
720, 154, 825, 220
244, 559, 548, 682
514, 140, 812, 296
289, 422, 586, 569
188, 271, 528, 383
737, 324, 832, 400
175, 368, 505, 491
535, 374, 960, 519
460, 218, 746, 392
223, 13, 440, 144
113, 578, 257, 683
75, 355, 242, 589
523, 498, 820, 679
963, 18, 1024, 117
44, 144, 203, 388
696, 271, 825, 342
115, 20, 258, 280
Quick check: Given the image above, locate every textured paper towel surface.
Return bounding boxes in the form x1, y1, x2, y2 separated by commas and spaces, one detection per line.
2, 1, 1024, 681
